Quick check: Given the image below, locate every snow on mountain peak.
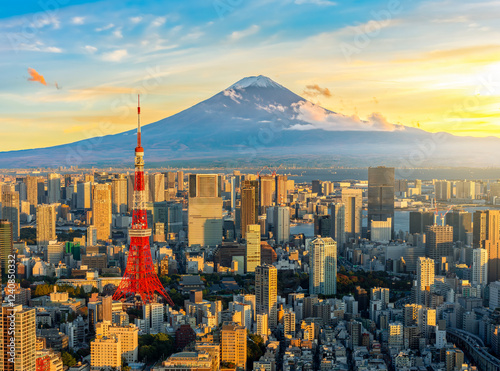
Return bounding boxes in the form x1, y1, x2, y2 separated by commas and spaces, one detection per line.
229, 75, 286, 90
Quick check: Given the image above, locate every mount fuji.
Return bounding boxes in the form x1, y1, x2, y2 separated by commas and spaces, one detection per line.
1, 75, 500, 169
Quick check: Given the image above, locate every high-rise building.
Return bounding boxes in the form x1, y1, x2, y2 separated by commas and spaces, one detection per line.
1, 191, 20, 241
309, 236, 337, 295
255, 264, 278, 328
221, 322, 247, 370
368, 166, 395, 236
77, 181, 92, 209
474, 210, 500, 282
143, 303, 164, 334
283, 310, 296, 338
25, 175, 39, 211
445, 210, 472, 243
90, 336, 121, 370
177, 171, 184, 191
312, 180, 322, 195
95, 321, 139, 363
0, 305, 36, 371
455, 180, 476, 199
275, 175, 288, 205
149, 173, 165, 203
472, 248, 488, 285
111, 175, 128, 214
165, 172, 176, 190
45, 241, 65, 265
416, 257, 435, 305
0, 220, 13, 279
259, 175, 274, 213
245, 224, 261, 273
425, 225, 453, 261
341, 188, 362, 240
434, 180, 451, 201
329, 203, 345, 250
36, 204, 56, 247
188, 174, 223, 247
241, 180, 258, 239
266, 206, 290, 245
256, 313, 269, 339
47, 173, 61, 204
92, 183, 112, 241
409, 211, 435, 234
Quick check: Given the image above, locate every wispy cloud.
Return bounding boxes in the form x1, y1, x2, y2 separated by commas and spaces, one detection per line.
102, 49, 127, 62
113, 27, 123, 38
152, 16, 166, 27
71, 17, 85, 25
95, 23, 114, 32
229, 25, 260, 41
84, 45, 98, 54
130, 16, 143, 24
304, 84, 331, 98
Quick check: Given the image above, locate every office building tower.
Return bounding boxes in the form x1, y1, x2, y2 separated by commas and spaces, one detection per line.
0, 220, 13, 278
329, 203, 345, 249
314, 215, 331, 237
0, 305, 36, 371
165, 172, 176, 190
456, 180, 476, 199
312, 180, 322, 195
45, 241, 65, 265
221, 322, 247, 370
256, 313, 269, 339
266, 206, 290, 245
96, 321, 139, 363
388, 322, 404, 349
370, 218, 392, 241
416, 257, 435, 305
91, 336, 121, 370
1, 191, 20, 241
77, 181, 92, 209
241, 180, 258, 239
409, 211, 435, 234
275, 175, 288, 205
445, 210, 472, 243
111, 175, 128, 214
474, 210, 500, 282
188, 174, 223, 247
309, 237, 337, 295
259, 175, 274, 213
25, 175, 39, 210
371, 287, 390, 308
143, 303, 164, 334
177, 171, 184, 191
368, 166, 395, 236
255, 264, 278, 328
434, 180, 451, 201
283, 310, 296, 338
472, 248, 488, 285
425, 225, 453, 261
36, 204, 56, 247
92, 183, 112, 241
149, 173, 165, 203
47, 173, 61, 204
341, 188, 362, 240
246, 224, 261, 273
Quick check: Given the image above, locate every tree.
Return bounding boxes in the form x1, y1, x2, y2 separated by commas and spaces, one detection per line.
61, 352, 77, 367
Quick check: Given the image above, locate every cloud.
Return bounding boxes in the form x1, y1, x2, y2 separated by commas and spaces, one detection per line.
113, 28, 123, 38
152, 17, 166, 27
71, 17, 85, 25
287, 101, 403, 131
304, 84, 332, 98
27, 68, 47, 86
229, 25, 260, 41
95, 23, 114, 32
130, 16, 143, 24
31, 15, 60, 29
84, 45, 98, 53
46, 46, 63, 53
102, 49, 128, 62
17, 41, 62, 53
223, 89, 243, 103
294, 0, 337, 6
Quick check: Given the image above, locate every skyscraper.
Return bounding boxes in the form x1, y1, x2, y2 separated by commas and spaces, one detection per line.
329, 203, 345, 250
221, 322, 247, 369
309, 236, 337, 295
111, 175, 128, 214
1, 191, 20, 241
47, 173, 61, 204
188, 174, 223, 247
177, 171, 184, 191
245, 224, 261, 273
259, 175, 274, 213
25, 175, 39, 211
255, 264, 278, 328
472, 248, 488, 285
0, 305, 36, 371
0, 220, 13, 278
92, 183, 112, 241
416, 257, 435, 305
266, 206, 290, 245
341, 188, 362, 240
409, 211, 435, 235
473, 210, 500, 282
77, 181, 92, 210
368, 166, 395, 236
36, 204, 56, 247
149, 173, 165, 203
241, 180, 258, 239
275, 175, 288, 205
445, 210, 472, 243
434, 180, 451, 201
425, 225, 453, 261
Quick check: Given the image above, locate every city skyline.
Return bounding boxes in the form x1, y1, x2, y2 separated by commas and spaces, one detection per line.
1, 0, 500, 152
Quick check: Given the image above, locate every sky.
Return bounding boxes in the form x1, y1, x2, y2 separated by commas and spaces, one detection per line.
1, 0, 500, 151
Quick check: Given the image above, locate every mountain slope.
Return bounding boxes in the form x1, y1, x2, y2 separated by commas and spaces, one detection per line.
1, 75, 499, 168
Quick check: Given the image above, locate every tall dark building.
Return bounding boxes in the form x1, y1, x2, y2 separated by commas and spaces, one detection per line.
0, 220, 13, 278
241, 180, 258, 239
314, 214, 331, 237
312, 180, 322, 196
425, 225, 453, 261
409, 211, 435, 234
445, 210, 472, 243
368, 167, 395, 238
275, 175, 288, 205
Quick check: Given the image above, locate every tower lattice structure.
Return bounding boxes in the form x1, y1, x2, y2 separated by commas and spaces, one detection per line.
113, 96, 174, 306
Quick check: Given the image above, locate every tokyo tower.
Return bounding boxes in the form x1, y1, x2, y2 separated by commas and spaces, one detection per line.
113, 96, 174, 306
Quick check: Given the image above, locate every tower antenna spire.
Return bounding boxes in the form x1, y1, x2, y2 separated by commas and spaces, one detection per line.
137, 94, 141, 148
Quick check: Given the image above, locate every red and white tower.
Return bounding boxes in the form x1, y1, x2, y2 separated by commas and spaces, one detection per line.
113, 96, 174, 306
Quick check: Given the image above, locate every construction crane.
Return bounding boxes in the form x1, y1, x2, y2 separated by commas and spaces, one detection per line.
257, 164, 283, 178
